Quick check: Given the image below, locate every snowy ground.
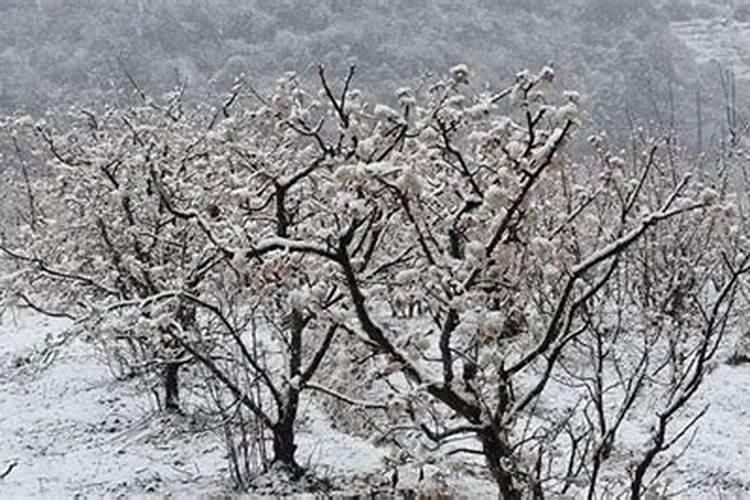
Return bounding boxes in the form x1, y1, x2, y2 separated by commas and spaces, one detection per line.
0, 311, 384, 498
0, 311, 227, 498
2, 309, 750, 498
672, 362, 750, 499
0, 309, 494, 498
612, 359, 750, 499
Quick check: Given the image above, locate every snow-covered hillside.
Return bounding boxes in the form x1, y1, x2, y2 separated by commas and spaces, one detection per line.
672, 18, 750, 80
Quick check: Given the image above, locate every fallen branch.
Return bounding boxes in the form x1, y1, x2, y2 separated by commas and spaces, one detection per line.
0, 461, 17, 479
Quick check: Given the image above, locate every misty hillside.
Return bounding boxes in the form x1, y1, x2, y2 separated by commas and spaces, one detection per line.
0, 0, 710, 134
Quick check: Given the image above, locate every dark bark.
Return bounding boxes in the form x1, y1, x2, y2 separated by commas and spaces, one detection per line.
163, 300, 196, 413
164, 361, 180, 412
271, 308, 304, 476
479, 428, 522, 500
272, 394, 302, 478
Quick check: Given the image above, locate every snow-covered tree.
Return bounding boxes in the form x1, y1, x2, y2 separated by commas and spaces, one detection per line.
176, 65, 747, 497
0, 87, 345, 480
2, 64, 748, 497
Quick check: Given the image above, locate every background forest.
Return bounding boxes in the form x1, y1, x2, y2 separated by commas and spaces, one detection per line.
0, 0, 748, 140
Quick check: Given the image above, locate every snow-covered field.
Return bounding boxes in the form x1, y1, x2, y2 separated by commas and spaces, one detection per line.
0, 311, 384, 498
1, 309, 750, 498
0, 310, 496, 498
0, 311, 228, 498
675, 363, 750, 498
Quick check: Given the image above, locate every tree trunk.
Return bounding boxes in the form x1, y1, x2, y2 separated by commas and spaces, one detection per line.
269, 308, 304, 477
480, 428, 522, 500
164, 361, 180, 412
162, 299, 196, 413
272, 394, 302, 478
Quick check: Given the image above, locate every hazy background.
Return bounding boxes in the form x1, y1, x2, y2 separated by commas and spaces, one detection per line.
1, 0, 750, 144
